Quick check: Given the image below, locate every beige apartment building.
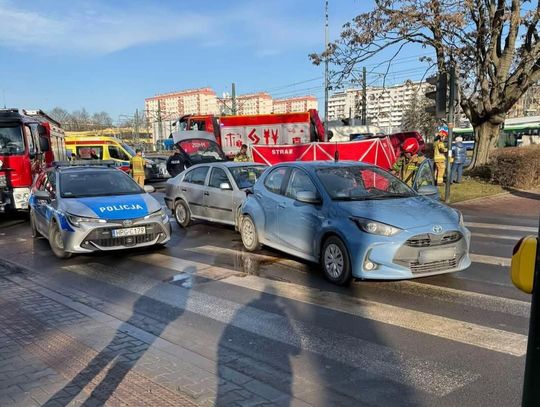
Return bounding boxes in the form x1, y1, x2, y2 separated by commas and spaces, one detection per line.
273, 96, 318, 113
145, 88, 219, 120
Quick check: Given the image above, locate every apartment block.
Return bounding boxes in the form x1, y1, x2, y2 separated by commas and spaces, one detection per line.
328, 81, 431, 133
273, 96, 318, 113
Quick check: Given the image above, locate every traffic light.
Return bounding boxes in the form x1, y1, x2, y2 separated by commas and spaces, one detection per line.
425, 74, 448, 119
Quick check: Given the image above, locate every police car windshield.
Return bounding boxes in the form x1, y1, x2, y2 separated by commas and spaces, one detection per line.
60, 170, 143, 198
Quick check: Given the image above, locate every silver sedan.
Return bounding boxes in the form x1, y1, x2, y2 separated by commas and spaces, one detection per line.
164, 162, 267, 229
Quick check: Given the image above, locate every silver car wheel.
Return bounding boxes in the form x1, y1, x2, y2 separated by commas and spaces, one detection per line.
324, 243, 344, 278
175, 203, 187, 224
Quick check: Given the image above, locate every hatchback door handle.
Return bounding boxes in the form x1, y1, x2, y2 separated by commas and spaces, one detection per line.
255, 193, 263, 198
279, 203, 286, 208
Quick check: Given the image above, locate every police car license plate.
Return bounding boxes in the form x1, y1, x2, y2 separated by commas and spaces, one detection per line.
418, 247, 456, 263
112, 226, 146, 238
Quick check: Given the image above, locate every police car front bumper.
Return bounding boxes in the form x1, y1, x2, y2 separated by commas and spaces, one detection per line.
61, 216, 171, 253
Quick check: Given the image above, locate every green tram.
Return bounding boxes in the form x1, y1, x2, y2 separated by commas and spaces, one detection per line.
454, 116, 540, 149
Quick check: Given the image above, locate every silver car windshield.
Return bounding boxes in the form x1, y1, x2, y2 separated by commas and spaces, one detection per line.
316, 166, 415, 200
60, 170, 143, 198
230, 166, 266, 189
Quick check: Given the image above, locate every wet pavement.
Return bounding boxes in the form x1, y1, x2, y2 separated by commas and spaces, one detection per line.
0, 192, 538, 406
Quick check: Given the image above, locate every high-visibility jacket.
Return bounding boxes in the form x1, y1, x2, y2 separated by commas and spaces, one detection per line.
392, 155, 425, 185
130, 155, 146, 176
433, 140, 447, 162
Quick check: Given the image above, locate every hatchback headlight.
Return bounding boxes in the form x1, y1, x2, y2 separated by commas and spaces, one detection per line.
67, 214, 105, 227
351, 217, 402, 236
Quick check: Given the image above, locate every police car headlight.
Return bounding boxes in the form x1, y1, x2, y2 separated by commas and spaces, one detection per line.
67, 214, 106, 227
145, 207, 169, 223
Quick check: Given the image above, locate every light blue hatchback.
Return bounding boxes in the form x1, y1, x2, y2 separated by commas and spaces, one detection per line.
240, 161, 471, 284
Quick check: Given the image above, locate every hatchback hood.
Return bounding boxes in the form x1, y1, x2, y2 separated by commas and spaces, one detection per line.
337, 196, 458, 229
61, 194, 161, 220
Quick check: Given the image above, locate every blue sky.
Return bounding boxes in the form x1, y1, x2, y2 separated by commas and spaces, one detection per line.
0, 0, 430, 120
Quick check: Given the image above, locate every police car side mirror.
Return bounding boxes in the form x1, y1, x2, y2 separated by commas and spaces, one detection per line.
34, 190, 51, 203
143, 185, 155, 193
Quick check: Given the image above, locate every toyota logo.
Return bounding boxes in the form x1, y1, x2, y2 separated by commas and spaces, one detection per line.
432, 225, 443, 234
122, 220, 133, 227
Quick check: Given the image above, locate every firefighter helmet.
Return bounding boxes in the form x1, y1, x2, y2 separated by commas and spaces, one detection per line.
402, 138, 420, 155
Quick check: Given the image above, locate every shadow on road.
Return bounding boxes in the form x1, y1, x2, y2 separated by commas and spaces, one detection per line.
42, 266, 192, 406
215, 286, 300, 406
503, 187, 540, 201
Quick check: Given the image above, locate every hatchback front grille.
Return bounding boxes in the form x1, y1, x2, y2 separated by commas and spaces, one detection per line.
409, 258, 458, 274
406, 231, 462, 248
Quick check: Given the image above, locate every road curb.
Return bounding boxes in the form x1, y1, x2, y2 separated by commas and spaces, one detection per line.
450, 191, 510, 206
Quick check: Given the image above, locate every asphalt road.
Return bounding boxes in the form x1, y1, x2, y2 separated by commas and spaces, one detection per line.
0, 193, 538, 407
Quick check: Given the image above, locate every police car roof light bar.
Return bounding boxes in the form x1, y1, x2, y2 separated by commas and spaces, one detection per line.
53, 160, 118, 168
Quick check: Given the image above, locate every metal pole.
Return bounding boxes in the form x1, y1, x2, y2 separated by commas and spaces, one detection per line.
362, 66, 367, 126
522, 216, 540, 407
231, 83, 237, 115
323, 0, 329, 141
444, 66, 456, 203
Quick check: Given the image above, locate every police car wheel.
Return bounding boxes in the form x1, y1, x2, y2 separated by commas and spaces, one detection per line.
30, 210, 40, 238
49, 222, 72, 259
174, 200, 191, 228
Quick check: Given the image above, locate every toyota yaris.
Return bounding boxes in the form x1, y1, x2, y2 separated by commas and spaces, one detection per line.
240, 161, 471, 285
29, 163, 171, 259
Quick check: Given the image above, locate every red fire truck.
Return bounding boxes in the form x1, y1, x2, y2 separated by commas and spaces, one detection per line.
176, 109, 325, 157
0, 109, 66, 212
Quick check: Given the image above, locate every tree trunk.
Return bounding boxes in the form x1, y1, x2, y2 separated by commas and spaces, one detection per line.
470, 121, 500, 167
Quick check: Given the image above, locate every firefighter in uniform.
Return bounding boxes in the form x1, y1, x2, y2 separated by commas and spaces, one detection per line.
234, 144, 250, 162
130, 149, 146, 187
433, 134, 448, 185
392, 138, 424, 186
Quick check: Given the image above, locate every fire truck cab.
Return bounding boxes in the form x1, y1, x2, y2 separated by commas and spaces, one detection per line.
0, 109, 66, 212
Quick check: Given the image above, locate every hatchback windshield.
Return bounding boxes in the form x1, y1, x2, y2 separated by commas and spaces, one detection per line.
316, 166, 414, 200
0, 125, 25, 155
230, 165, 267, 189
60, 170, 143, 198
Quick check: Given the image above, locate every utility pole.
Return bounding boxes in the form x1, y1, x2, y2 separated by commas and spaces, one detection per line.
134, 108, 140, 145
157, 100, 163, 143
361, 66, 367, 126
323, 0, 329, 141
231, 83, 237, 115
444, 65, 456, 204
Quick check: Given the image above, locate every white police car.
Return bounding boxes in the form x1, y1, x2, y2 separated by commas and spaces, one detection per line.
29, 162, 171, 258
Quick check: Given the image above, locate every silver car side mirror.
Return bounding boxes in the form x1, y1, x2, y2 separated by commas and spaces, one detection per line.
220, 182, 232, 190
144, 185, 155, 193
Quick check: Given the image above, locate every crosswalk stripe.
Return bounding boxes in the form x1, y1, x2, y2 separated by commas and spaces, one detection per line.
219, 274, 527, 357
470, 254, 511, 267
471, 232, 520, 241
61, 262, 480, 396
465, 222, 537, 233
127, 253, 527, 357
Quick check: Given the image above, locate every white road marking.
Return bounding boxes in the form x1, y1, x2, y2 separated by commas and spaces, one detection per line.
465, 222, 537, 233
62, 262, 480, 396
470, 254, 511, 267
129, 253, 527, 357
221, 274, 527, 357
471, 232, 520, 241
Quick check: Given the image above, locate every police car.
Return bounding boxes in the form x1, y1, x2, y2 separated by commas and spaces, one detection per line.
29, 161, 171, 259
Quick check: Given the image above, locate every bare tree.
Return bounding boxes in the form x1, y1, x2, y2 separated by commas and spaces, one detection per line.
48, 107, 71, 125
402, 94, 438, 141
310, 0, 540, 167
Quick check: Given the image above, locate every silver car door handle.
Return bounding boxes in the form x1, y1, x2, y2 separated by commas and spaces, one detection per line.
204, 192, 209, 196
181, 188, 187, 192
278, 203, 286, 208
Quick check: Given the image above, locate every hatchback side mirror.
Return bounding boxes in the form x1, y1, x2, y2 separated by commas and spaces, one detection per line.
296, 190, 321, 204
417, 185, 438, 196
220, 182, 232, 190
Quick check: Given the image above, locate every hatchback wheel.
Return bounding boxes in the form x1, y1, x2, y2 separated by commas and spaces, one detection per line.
174, 200, 191, 228
241, 216, 261, 251
321, 236, 351, 285
49, 222, 72, 259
